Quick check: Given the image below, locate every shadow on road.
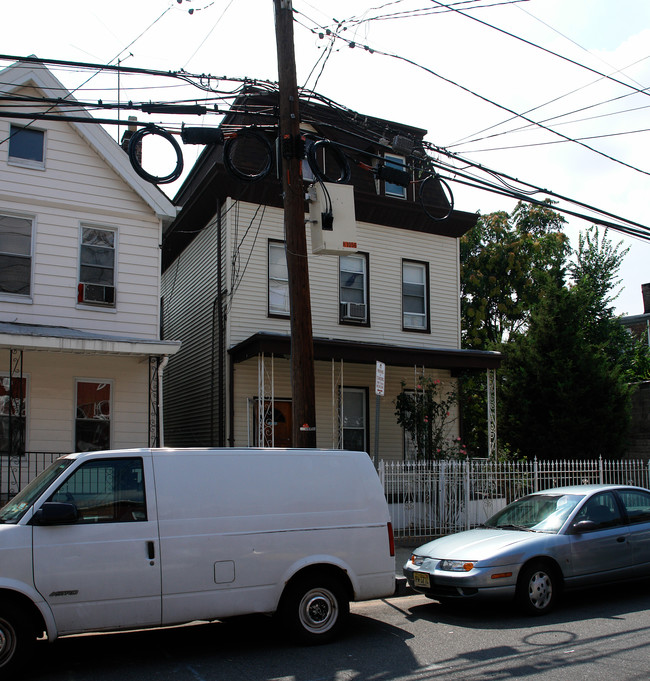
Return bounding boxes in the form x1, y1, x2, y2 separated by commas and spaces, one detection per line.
23, 610, 419, 681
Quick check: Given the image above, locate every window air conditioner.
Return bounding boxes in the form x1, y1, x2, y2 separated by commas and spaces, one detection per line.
78, 283, 115, 306
341, 302, 366, 321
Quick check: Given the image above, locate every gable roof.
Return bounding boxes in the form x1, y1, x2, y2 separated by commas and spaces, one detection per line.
0, 58, 177, 225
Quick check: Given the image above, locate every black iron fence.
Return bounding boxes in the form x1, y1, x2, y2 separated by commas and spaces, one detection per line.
0, 451, 66, 506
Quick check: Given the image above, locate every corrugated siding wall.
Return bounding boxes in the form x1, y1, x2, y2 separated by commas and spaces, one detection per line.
161, 213, 222, 446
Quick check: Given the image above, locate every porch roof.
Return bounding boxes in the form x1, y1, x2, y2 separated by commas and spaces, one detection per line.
0, 322, 181, 357
229, 332, 502, 371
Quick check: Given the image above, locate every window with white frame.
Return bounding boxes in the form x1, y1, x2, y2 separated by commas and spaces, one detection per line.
339, 253, 368, 323
402, 260, 429, 331
78, 226, 116, 306
383, 153, 407, 198
8, 124, 45, 169
0, 213, 33, 297
268, 240, 289, 316
0, 374, 27, 455
342, 387, 367, 452
75, 381, 111, 451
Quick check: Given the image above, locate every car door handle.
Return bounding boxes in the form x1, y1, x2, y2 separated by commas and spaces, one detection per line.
147, 541, 156, 559
616, 536, 626, 543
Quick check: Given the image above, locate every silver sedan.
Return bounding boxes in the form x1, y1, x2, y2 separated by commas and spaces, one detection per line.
403, 484, 650, 614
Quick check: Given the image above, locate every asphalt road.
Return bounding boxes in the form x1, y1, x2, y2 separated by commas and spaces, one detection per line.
22, 577, 650, 681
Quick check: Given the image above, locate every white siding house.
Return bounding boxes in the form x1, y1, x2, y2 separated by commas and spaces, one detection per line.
161, 92, 500, 460
0, 60, 180, 498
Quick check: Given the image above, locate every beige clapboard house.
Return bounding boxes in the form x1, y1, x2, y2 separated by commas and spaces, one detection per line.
0, 59, 180, 495
161, 92, 501, 459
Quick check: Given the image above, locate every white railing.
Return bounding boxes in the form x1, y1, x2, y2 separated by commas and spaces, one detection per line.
379, 458, 650, 539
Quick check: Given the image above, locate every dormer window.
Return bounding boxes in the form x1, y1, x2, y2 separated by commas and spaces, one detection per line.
383, 153, 407, 199
8, 124, 45, 169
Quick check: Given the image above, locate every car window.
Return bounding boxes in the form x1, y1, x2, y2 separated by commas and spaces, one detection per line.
49, 458, 147, 523
617, 489, 650, 525
573, 492, 623, 530
486, 493, 583, 532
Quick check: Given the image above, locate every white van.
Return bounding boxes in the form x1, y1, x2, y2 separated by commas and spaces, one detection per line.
0, 448, 395, 672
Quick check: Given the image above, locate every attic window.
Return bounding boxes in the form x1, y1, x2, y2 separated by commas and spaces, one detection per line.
8, 125, 45, 169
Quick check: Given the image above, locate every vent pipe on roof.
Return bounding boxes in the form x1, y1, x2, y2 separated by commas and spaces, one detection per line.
120, 116, 142, 164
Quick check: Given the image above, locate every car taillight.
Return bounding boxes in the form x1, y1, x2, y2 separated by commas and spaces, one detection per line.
387, 522, 395, 557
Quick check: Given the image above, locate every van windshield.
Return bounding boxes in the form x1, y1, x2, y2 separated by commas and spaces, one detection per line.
0, 458, 74, 523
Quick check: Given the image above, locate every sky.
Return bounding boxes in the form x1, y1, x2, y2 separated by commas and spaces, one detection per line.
2, 0, 649, 315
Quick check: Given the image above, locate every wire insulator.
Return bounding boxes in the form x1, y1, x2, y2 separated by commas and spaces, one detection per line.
128, 124, 184, 185
307, 139, 351, 184
419, 174, 454, 222
222, 128, 273, 182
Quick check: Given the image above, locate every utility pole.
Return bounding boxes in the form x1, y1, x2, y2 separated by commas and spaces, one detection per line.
273, 0, 317, 448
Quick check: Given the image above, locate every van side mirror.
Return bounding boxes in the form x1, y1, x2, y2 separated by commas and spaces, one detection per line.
31, 502, 78, 526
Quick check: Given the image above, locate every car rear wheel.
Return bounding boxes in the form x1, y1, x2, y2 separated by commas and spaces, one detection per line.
516, 561, 559, 615
279, 575, 349, 644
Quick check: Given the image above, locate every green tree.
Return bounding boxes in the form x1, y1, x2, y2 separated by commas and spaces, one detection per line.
461, 201, 569, 349
500, 281, 632, 460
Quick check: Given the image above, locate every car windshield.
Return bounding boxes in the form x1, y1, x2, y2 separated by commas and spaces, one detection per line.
484, 493, 585, 533
0, 458, 74, 523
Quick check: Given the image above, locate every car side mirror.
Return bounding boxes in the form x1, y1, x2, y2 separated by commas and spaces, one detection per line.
570, 519, 598, 534
31, 502, 78, 526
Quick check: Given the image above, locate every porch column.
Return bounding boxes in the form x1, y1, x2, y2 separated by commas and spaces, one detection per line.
148, 356, 159, 447
257, 353, 275, 447
487, 368, 498, 459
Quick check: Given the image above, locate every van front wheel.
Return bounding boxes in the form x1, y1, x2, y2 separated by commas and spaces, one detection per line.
0, 605, 33, 673
280, 576, 349, 644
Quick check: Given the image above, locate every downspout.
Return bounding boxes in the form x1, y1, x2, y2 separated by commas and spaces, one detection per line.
158, 355, 170, 447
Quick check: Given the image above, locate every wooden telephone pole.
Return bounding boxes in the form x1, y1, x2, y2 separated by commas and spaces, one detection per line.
273, 0, 317, 447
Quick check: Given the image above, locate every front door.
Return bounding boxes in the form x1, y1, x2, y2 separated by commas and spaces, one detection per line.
256, 399, 292, 447
32, 456, 162, 635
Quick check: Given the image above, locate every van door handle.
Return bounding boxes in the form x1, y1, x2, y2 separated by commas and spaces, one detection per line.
616, 536, 626, 543
147, 541, 155, 560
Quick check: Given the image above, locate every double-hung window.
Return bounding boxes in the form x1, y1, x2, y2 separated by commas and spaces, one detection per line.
78, 226, 116, 306
268, 240, 289, 317
0, 214, 33, 298
75, 380, 111, 452
339, 253, 368, 323
342, 387, 367, 452
402, 260, 429, 331
8, 124, 45, 169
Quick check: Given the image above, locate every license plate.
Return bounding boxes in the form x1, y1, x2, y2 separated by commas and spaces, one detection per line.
413, 571, 431, 588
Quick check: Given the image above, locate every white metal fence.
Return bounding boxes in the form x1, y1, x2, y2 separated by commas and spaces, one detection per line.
379, 458, 650, 539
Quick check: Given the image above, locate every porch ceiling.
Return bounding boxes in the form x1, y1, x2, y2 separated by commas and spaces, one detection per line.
0, 322, 181, 357
229, 332, 502, 371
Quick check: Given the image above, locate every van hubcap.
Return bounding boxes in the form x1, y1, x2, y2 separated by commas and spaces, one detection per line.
0, 619, 16, 666
299, 588, 338, 633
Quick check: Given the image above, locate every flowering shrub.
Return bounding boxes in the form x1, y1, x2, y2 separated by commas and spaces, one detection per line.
394, 376, 467, 460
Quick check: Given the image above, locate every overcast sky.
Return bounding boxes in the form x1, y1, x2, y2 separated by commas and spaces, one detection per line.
2, 0, 649, 315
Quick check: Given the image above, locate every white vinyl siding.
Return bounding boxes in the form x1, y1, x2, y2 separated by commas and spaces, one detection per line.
225, 203, 460, 350
0, 97, 163, 337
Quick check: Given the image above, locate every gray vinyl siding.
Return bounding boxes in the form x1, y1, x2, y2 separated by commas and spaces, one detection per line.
161, 213, 223, 446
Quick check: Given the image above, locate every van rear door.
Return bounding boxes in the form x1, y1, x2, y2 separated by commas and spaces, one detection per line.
32, 455, 162, 635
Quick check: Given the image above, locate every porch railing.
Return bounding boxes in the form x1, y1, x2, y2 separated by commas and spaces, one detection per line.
0, 452, 65, 506
379, 457, 650, 539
